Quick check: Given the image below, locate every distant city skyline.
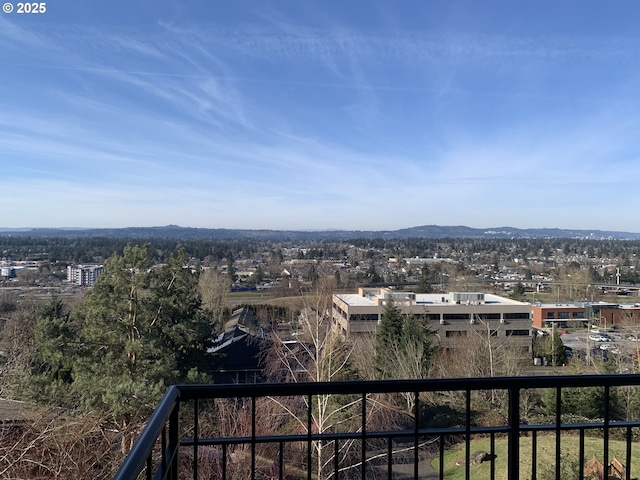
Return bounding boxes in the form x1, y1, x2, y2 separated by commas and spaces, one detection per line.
2, 1, 640, 231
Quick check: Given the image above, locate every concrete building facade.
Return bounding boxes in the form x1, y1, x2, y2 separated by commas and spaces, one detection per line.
67, 264, 104, 286
0, 267, 16, 278
332, 288, 532, 353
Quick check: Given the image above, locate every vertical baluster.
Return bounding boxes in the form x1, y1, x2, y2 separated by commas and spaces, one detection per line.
555, 386, 561, 480
251, 396, 256, 480
193, 399, 199, 480
579, 428, 584, 480
361, 392, 367, 480
308, 393, 313, 480
604, 386, 610, 480
465, 389, 471, 480
387, 436, 392, 480
507, 383, 520, 480
414, 390, 419, 480
626, 425, 632, 480
531, 430, 537, 480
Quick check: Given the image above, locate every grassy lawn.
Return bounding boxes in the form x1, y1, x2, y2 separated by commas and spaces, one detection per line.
432, 433, 640, 480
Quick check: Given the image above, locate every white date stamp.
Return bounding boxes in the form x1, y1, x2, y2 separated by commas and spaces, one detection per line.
3, 2, 47, 14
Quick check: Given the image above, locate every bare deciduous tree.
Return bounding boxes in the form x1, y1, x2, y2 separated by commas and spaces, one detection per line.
0, 407, 123, 479
260, 277, 403, 479
0, 298, 39, 398
198, 267, 231, 330
430, 318, 526, 421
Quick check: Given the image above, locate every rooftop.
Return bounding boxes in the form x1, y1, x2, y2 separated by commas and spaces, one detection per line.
532, 301, 631, 309
335, 289, 528, 307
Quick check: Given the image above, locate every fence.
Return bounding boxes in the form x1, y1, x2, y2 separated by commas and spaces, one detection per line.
113, 374, 640, 480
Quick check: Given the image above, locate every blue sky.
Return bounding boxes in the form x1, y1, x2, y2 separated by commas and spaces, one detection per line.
2, 1, 640, 231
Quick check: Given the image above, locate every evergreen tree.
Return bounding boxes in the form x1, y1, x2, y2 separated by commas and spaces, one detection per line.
146, 249, 212, 379
416, 264, 433, 293
34, 297, 75, 384
69, 245, 212, 451
307, 265, 319, 286
511, 282, 526, 299
18, 298, 76, 403
533, 331, 567, 366
540, 385, 621, 420
227, 253, 237, 282
366, 262, 383, 284
398, 314, 435, 378
72, 244, 162, 419
375, 301, 404, 377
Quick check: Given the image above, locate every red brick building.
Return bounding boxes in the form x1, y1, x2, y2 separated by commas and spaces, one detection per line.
532, 302, 640, 329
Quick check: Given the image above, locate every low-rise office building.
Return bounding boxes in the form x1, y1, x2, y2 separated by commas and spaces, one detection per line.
531, 302, 640, 329
332, 288, 532, 353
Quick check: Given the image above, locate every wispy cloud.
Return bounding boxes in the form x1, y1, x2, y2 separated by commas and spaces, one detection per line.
3, 3, 640, 230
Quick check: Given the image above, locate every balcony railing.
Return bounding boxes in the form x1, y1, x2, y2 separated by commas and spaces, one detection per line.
113, 374, 640, 480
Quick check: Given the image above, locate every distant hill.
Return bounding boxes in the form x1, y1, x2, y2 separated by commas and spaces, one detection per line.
0, 225, 639, 240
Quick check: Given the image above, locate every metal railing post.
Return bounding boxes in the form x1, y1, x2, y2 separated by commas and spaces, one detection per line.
507, 383, 520, 480
555, 386, 561, 480
252, 396, 257, 480
193, 399, 199, 480
414, 390, 419, 480
168, 399, 180, 480
361, 392, 367, 480
307, 394, 313, 480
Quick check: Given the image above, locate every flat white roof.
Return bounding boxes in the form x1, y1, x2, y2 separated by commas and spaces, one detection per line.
335, 291, 528, 307
414, 293, 527, 306
336, 294, 377, 306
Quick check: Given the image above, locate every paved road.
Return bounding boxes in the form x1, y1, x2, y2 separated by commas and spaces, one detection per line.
380, 459, 439, 479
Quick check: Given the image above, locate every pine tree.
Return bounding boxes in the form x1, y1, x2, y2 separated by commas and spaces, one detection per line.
70, 245, 212, 451
146, 249, 212, 380
375, 301, 403, 378
72, 245, 162, 419
398, 314, 435, 377
416, 264, 433, 293
17, 298, 76, 403
34, 297, 75, 385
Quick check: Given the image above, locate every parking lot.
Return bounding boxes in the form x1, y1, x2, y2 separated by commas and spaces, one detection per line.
560, 329, 640, 363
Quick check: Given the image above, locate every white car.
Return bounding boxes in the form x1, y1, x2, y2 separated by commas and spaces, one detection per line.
589, 334, 609, 342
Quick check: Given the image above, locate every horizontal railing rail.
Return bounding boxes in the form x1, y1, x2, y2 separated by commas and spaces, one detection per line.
113, 374, 640, 480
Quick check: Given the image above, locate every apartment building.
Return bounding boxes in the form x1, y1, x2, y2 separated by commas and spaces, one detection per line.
66, 264, 104, 286
332, 288, 532, 353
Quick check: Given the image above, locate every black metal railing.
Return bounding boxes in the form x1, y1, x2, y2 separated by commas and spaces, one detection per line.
113, 374, 640, 480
